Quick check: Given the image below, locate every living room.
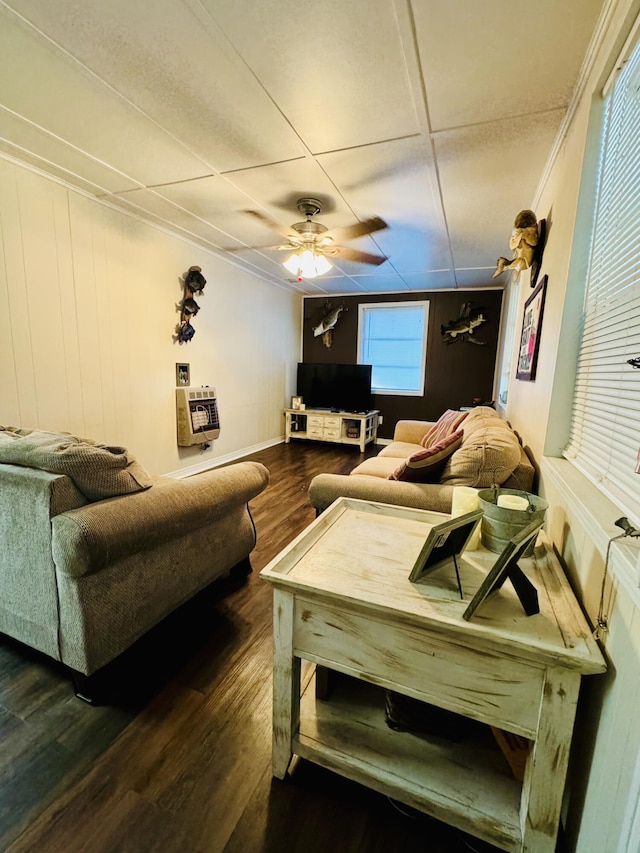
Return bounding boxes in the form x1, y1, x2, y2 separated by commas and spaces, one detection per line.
1, 1, 639, 851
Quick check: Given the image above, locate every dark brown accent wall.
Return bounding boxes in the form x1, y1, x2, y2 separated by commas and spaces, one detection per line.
302, 290, 504, 439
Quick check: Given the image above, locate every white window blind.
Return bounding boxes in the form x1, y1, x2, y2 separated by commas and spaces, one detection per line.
564, 40, 640, 521
358, 302, 429, 395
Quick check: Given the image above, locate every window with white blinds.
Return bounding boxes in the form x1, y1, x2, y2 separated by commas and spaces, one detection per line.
563, 39, 640, 521
358, 302, 429, 395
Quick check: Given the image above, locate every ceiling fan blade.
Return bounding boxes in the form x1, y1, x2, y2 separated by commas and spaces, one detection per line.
323, 216, 387, 244
331, 245, 387, 266
242, 209, 293, 239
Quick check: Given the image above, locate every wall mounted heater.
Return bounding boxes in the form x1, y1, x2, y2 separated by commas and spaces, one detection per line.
176, 387, 220, 446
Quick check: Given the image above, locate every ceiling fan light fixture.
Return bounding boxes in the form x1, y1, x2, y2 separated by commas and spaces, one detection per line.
283, 249, 332, 281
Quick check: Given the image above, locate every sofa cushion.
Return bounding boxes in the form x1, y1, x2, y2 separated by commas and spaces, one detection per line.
456, 405, 501, 438
0, 429, 153, 501
378, 441, 425, 459
421, 409, 469, 448
389, 430, 464, 483
440, 408, 521, 487
350, 455, 402, 478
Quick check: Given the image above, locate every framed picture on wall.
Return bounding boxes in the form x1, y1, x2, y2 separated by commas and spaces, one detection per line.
516, 275, 547, 381
176, 363, 190, 386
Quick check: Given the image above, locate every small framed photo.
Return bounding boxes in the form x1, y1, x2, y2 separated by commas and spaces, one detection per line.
291, 395, 303, 410
409, 510, 483, 584
516, 275, 547, 381
462, 520, 543, 621
176, 363, 190, 386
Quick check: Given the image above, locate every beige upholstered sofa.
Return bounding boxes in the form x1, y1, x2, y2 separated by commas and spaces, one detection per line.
0, 427, 269, 698
309, 406, 534, 515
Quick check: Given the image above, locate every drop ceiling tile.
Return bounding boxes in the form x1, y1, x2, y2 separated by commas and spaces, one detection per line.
151, 177, 255, 221
106, 188, 237, 249
413, 0, 606, 131
204, 0, 420, 153
318, 137, 453, 273
434, 110, 564, 270
317, 137, 436, 212
0, 9, 212, 188
104, 191, 288, 285
223, 158, 354, 228
307, 278, 370, 296
399, 271, 457, 290
0, 107, 140, 194
455, 270, 505, 289
6, 0, 306, 173
341, 273, 411, 293
222, 158, 397, 268
151, 176, 284, 250
104, 192, 224, 250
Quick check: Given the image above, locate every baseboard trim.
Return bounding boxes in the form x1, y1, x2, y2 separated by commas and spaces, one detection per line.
164, 436, 284, 479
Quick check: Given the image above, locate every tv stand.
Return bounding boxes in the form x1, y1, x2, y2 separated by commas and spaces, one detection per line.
284, 408, 379, 452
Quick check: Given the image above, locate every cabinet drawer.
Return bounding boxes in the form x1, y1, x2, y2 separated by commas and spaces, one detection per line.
323, 428, 341, 440
307, 416, 325, 428
293, 598, 543, 736
323, 416, 341, 429
307, 427, 324, 439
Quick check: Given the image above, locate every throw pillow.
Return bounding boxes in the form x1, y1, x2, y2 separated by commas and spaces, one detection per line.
421, 409, 469, 448
390, 430, 464, 483
0, 429, 153, 501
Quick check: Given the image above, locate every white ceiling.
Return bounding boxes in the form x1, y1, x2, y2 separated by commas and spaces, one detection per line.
0, 0, 606, 295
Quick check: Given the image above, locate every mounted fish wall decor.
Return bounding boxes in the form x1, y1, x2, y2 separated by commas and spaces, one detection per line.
312, 300, 347, 348
175, 266, 206, 344
441, 302, 487, 345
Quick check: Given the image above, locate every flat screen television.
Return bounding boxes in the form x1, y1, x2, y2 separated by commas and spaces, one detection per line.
296, 363, 373, 413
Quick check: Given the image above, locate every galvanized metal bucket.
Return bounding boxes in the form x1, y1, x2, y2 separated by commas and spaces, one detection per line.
477, 488, 548, 554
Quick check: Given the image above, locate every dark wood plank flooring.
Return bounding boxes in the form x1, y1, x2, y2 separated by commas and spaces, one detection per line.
0, 441, 500, 853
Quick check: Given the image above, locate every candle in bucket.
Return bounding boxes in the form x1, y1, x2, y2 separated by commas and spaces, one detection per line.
497, 494, 529, 512
451, 486, 481, 550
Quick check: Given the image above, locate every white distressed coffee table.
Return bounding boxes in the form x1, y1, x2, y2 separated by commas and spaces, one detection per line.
260, 498, 605, 852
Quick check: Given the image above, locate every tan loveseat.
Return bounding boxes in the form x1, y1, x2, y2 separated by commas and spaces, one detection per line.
308, 406, 534, 514
0, 427, 269, 697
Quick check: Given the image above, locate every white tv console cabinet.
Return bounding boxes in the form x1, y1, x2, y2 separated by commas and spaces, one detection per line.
284, 408, 379, 452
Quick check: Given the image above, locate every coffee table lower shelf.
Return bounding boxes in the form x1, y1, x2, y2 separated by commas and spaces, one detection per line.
295, 671, 522, 851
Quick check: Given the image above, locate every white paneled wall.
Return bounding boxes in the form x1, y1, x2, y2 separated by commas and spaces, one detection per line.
0, 157, 300, 475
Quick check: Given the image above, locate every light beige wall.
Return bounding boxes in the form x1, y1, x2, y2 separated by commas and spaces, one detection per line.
0, 157, 301, 475
504, 2, 640, 850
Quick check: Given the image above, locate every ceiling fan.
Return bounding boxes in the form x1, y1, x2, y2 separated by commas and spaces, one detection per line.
237, 197, 388, 281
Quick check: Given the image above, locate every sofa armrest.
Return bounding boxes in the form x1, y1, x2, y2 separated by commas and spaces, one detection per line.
308, 473, 455, 515
393, 420, 434, 444
52, 461, 269, 577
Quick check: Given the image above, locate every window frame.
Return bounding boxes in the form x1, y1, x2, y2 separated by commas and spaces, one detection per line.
357, 300, 429, 397
562, 31, 640, 526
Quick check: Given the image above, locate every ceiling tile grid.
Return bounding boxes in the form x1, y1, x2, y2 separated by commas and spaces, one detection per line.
0, 0, 607, 294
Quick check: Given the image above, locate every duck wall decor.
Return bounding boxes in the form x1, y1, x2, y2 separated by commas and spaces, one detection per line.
175, 266, 206, 344
493, 210, 545, 285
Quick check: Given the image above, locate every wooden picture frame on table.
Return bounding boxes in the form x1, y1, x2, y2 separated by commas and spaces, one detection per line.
291, 395, 303, 410
408, 509, 483, 598
462, 520, 543, 620
516, 275, 547, 381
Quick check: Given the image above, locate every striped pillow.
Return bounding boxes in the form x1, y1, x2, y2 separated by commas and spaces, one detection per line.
421, 409, 469, 448
390, 430, 464, 482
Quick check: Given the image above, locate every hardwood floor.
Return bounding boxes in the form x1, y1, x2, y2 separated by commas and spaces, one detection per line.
0, 441, 500, 853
